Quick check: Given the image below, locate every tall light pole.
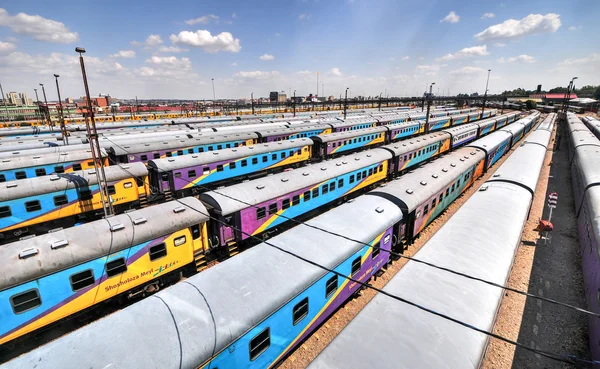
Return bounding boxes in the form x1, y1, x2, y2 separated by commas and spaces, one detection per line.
293, 90, 296, 117
316, 72, 319, 98
251, 92, 255, 115
379, 92, 382, 111
344, 87, 349, 119
562, 76, 578, 116
76, 46, 113, 217
481, 69, 491, 117
0, 81, 9, 122
39, 83, 51, 128
211, 78, 216, 115
33, 88, 41, 122
425, 82, 435, 128
53, 74, 68, 145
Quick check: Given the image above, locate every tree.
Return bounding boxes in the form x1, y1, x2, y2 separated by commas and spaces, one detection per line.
525, 100, 537, 110
594, 87, 600, 101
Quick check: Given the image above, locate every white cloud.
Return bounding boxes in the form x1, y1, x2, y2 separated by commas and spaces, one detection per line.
402, 56, 410, 60
185, 14, 220, 25
493, 43, 506, 47
231, 62, 237, 66
481, 13, 495, 19
330, 67, 343, 76
145, 34, 164, 46
498, 54, 536, 64
0, 8, 78, 43
438, 45, 489, 61
440, 11, 460, 23
568, 25, 582, 31
298, 13, 311, 20
0, 40, 16, 53
475, 13, 561, 41
146, 55, 191, 68
233, 70, 280, 81
130, 40, 142, 46
415, 65, 440, 75
158, 46, 188, 53
557, 53, 600, 66
259, 53, 275, 61
296, 70, 311, 75
449, 66, 485, 76
109, 50, 136, 58
170, 30, 241, 53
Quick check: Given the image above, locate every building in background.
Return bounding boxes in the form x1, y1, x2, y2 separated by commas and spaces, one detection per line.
269, 91, 279, 102
7, 92, 19, 105
277, 93, 287, 103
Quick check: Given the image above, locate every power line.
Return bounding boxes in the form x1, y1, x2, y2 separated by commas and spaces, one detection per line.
98, 121, 600, 320
93, 158, 597, 368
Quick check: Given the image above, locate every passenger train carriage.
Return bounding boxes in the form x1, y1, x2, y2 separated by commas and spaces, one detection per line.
0, 198, 209, 346
1, 111, 542, 369
0, 163, 148, 243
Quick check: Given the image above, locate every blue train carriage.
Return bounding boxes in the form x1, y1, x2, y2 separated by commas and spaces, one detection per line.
472, 117, 498, 136
0, 142, 93, 160
375, 114, 410, 126
370, 146, 485, 244
0, 197, 210, 346
0, 149, 108, 183
311, 127, 388, 160
255, 125, 332, 142
199, 149, 391, 255
424, 116, 452, 132
0, 162, 149, 244
467, 111, 481, 122
107, 132, 260, 164
0, 195, 402, 369
329, 118, 378, 132
380, 132, 451, 176
386, 121, 425, 141
450, 113, 470, 126
148, 139, 313, 198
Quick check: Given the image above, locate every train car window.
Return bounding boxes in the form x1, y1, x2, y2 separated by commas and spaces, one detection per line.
451, 184, 455, 192
351, 256, 362, 276
35, 168, 47, 177
282, 199, 290, 210
292, 297, 309, 326
457, 179, 461, 187
445, 188, 450, 197
161, 173, 169, 181
368, 169, 373, 176
217, 145, 222, 150
292, 195, 300, 206
379, 165, 384, 172
329, 182, 335, 191
70, 269, 95, 291
15, 171, 27, 179
432, 198, 437, 208
149, 243, 168, 261
217, 165, 224, 172
187, 149, 194, 154
188, 170, 196, 178
356, 172, 361, 180
107, 185, 116, 195
0, 206, 12, 218
153, 153, 160, 159
372, 242, 381, 258
79, 189, 93, 201
191, 224, 201, 240
166, 152, 173, 157
199, 148, 205, 153
25, 200, 41, 212
325, 276, 338, 298
363, 170, 367, 178
52, 165, 65, 174
268, 203, 278, 214
322, 184, 329, 194
303, 191, 311, 202
208, 146, 214, 151
230, 162, 237, 169
252, 158, 258, 165
404, 155, 407, 161
353, 138, 357, 143
0, 174, 5, 182
272, 154, 277, 161
281, 152, 286, 159
241, 160, 248, 167
141, 155, 148, 161
105, 258, 127, 277
262, 156, 268, 163
332, 142, 337, 148
338, 179, 344, 187
256, 207, 266, 219
424, 204, 429, 215
174, 172, 182, 178
249, 327, 270, 361
73, 163, 83, 171
312, 188, 319, 198
226, 144, 231, 149
10, 289, 41, 314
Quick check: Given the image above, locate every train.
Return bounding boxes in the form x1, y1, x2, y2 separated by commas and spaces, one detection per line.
307, 113, 556, 369
0, 111, 540, 358
567, 113, 600, 363
0, 112, 524, 244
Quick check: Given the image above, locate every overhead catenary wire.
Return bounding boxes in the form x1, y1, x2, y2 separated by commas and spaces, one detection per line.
93, 157, 597, 368
98, 125, 600, 320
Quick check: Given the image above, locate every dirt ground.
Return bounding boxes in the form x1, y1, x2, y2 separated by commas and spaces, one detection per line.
280, 120, 574, 369
483, 122, 589, 368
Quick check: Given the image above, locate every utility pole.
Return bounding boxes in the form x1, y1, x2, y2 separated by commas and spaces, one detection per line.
33, 88, 41, 123
293, 90, 296, 117
251, 92, 255, 115
316, 72, 319, 98
379, 93, 382, 111
76, 46, 114, 217
0, 82, 9, 122
481, 69, 491, 117
343, 87, 349, 119
562, 77, 578, 117
425, 82, 435, 128
54, 74, 68, 145
211, 78, 216, 115
40, 83, 52, 129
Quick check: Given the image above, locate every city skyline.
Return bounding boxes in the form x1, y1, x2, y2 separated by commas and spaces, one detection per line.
0, 1, 598, 100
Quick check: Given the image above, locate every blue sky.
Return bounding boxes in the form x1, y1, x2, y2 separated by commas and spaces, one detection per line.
0, 0, 598, 100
